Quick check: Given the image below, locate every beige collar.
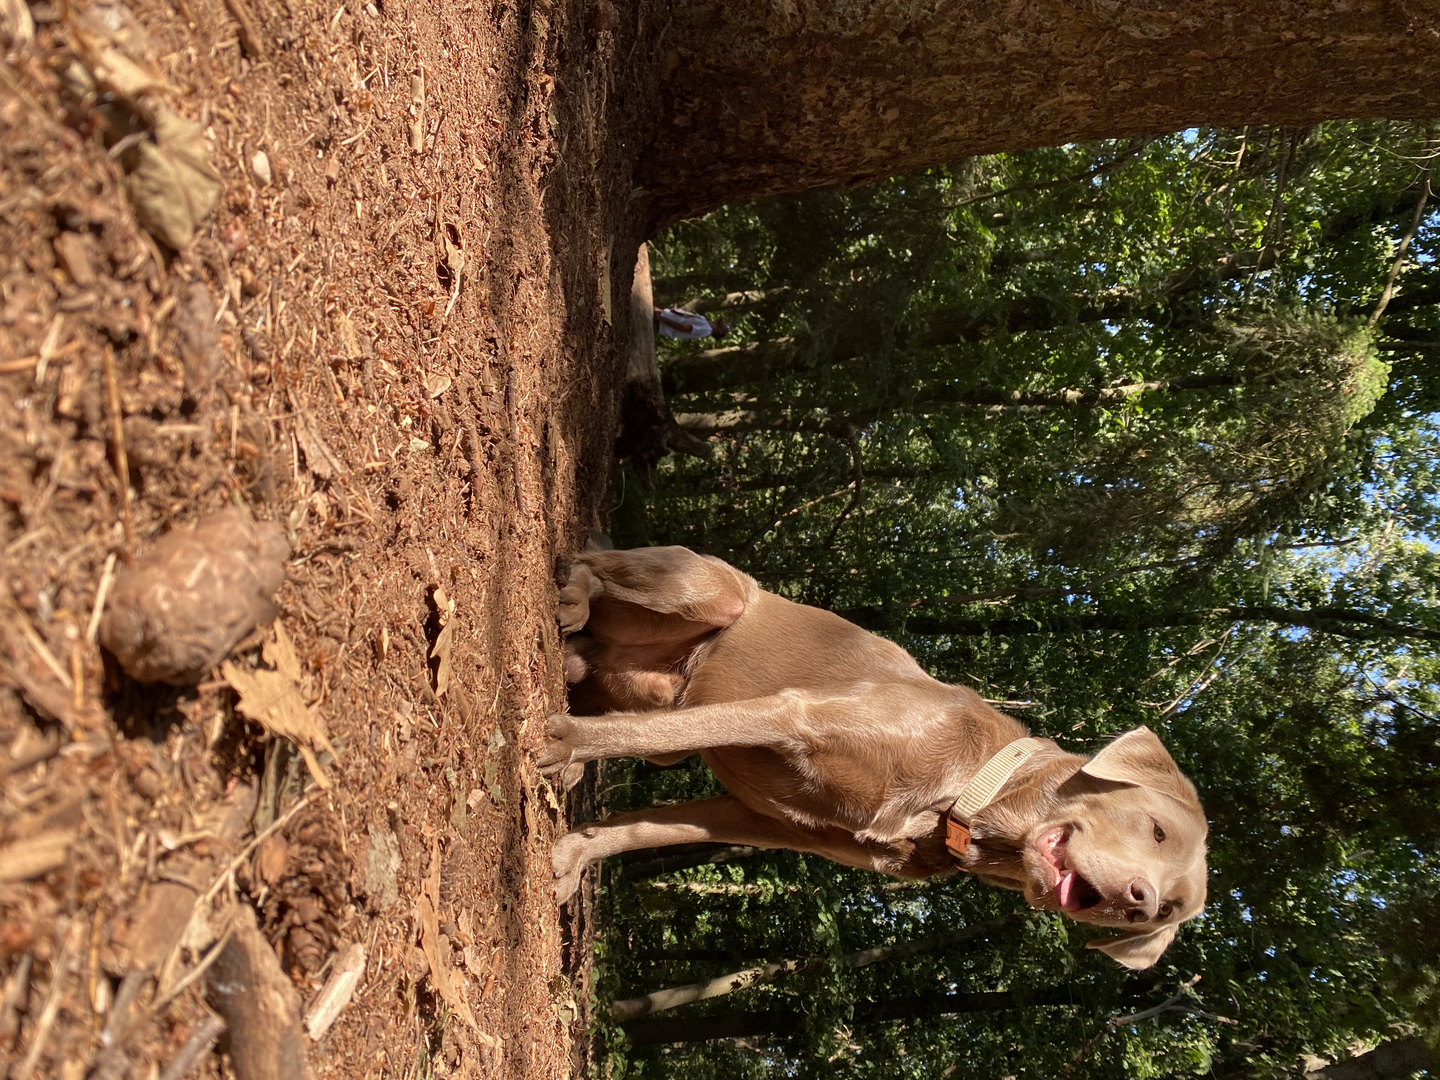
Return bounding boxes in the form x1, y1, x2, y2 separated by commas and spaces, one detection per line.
945, 737, 1045, 862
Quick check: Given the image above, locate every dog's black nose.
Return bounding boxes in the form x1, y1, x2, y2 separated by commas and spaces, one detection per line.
1125, 878, 1158, 921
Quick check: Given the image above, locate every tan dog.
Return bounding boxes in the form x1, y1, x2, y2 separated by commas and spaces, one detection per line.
540, 545, 1208, 969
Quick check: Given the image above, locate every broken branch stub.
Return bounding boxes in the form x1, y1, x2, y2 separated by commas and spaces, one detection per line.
204, 905, 311, 1080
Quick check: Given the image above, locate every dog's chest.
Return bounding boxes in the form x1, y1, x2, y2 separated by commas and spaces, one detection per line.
704, 745, 949, 842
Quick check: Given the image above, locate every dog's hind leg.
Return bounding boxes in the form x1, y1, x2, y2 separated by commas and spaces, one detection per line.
560, 546, 757, 721
551, 795, 900, 902
559, 546, 755, 640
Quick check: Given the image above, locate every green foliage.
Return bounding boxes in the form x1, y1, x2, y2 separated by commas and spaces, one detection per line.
595, 120, 1440, 1079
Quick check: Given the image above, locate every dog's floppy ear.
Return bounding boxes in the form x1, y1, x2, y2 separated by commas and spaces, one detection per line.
1087, 925, 1177, 970
1081, 726, 1197, 805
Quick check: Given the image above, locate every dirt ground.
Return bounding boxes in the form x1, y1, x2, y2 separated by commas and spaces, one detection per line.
0, 0, 657, 1075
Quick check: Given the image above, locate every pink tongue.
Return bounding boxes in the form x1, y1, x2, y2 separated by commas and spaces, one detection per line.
1058, 871, 1078, 910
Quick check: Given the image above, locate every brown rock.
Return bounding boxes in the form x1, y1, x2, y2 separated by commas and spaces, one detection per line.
99, 508, 290, 685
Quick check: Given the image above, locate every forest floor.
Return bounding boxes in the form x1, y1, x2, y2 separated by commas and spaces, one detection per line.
0, 0, 657, 1076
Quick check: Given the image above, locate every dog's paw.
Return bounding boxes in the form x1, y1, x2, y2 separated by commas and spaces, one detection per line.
560, 761, 586, 791
537, 713, 580, 777
562, 642, 589, 686
556, 562, 596, 636
552, 827, 596, 903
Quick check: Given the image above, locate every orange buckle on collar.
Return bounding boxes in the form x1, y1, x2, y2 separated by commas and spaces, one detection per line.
945, 814, 972, 865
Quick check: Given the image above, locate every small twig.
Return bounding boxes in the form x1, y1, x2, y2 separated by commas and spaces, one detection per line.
101, 969, 151, 1048
221, 0, 267, 60
1369, 136, 1437, 327
821, 427, 865, 552
153, 929, 235, 1012
1055, 975, 1202, 1080
481, 948, 501, 1000
14, 920, 84, 1080
1154, 627, 1234, 717
0, 951, 32, 1044
5, 589, 74, 691
1244, 129, 1297, 303
145, 794, 313, 1024
86, 552, 118, 645
157, 1014, 227, 1080
101, 347, 133, 549
955, 137, 1154, 208
194, 794, 312, 916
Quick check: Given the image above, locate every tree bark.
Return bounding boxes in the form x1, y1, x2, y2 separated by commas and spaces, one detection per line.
672, 370, 1250, 437
619, 844, 758, 883
623, 978, 1126, 1044
662, 247, 1281, 396
610, 916, 1018, 1021
843, 604, 1440, 643
1304, 1037, 1438, 1080
639, 1, 1440, 223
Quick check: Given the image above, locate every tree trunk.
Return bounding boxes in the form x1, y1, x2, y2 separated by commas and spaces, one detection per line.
619, 844, 758, 883
623, 978, 1125, 1044
672, 370, 1250, 437
843, 604, 1440, 643
610, 915, 1018, 1021
639, 1, 1440, 223
615, 243, 714, 477
1304, 1037, 1438, 1080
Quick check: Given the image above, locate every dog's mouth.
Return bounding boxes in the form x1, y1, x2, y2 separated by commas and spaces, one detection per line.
1037, 827, 1102, 913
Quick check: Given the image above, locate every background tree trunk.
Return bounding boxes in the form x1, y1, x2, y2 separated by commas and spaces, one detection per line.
1304, 1037, 1438, 1080
639, 0, 1440, 222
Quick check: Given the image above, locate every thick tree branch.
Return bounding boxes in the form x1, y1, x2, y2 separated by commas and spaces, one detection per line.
611, 917, 1019, 1022
1304, 1037, 1438, 1080
673, 370, 1249, 437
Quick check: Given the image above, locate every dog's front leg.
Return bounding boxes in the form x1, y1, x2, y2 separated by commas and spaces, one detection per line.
552, 795, 815, 902
537, 692, 814, 777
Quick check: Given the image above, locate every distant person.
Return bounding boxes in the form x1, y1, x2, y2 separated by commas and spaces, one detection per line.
654, 306, 729, 341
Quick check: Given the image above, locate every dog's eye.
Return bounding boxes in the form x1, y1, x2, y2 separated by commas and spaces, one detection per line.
1152, 821, 1166, 843
1159, 900, 1174, 919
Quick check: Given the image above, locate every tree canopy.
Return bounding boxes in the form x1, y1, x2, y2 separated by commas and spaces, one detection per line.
593, 120, 1440, 1080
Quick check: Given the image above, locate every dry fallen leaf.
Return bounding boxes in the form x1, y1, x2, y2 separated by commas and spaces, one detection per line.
175, 280, 223, 392
335, 312, 363, 359
221, 623, 336, 789
415, 840, 496, 1046
255, 833, 290, 886
443, 233, 464, 278
295, 413, 345, 479
128, 106, 223, 250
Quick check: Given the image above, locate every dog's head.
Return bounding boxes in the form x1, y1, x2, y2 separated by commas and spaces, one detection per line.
1020, 727, 1208, 969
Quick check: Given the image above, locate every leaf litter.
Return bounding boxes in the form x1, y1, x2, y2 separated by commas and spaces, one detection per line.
0, 0, 642, 1073
222, 624, 337, 789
